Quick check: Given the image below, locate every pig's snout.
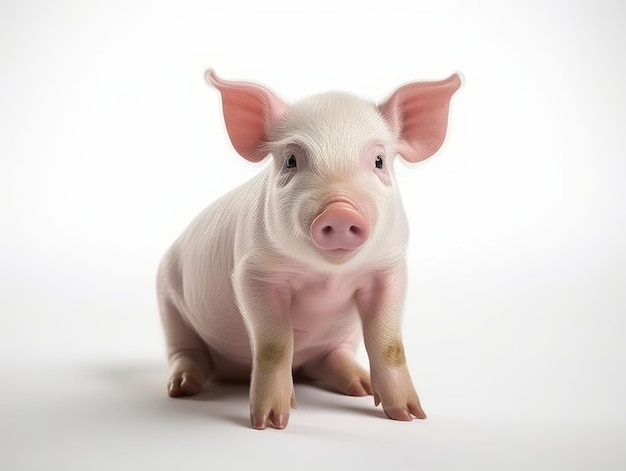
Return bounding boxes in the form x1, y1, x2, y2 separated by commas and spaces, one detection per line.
310, 201, 370, 253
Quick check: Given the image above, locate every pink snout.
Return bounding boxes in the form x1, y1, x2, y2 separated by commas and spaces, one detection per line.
310, 202, 370, 253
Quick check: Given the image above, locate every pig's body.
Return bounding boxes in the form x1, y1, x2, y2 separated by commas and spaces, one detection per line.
158, 167, 408, 372
157, 71, 460, 429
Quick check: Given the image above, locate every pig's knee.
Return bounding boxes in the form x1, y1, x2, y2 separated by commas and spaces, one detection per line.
382, 339, 406, 367
256, 342, 291, 371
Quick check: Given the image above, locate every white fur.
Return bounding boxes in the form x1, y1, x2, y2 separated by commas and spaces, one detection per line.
157, 82, 442, 428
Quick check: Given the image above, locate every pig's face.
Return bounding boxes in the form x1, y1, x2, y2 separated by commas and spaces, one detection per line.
265, 93, 404, 267
206, 70, 460, 269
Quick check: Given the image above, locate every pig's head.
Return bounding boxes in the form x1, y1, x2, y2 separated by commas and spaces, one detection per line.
206, 70, 460, 269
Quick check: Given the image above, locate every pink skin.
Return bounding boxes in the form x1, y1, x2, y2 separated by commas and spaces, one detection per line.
310, 200, 370, 253
157, 70, 460, 429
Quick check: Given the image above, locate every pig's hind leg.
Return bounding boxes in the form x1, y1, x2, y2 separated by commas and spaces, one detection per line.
299, 347, 372, 397
158, 295, 212, 397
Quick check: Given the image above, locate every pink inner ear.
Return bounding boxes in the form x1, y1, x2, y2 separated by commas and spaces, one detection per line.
206, 70, 287, 162
379, 74, 461, 163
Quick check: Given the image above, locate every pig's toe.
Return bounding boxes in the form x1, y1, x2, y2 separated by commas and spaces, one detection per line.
167, 372, 202, 397
167, 350, 210, 397
372, 368, 427, 421
250, 411, 290, 430
331, 369, 372, 397
250, 413, 269, 430
382, 402, 427, 421
249, 378, 295, 430
347, 378, 373, 397
300, 349, 372, 397
408, 401, 427, 419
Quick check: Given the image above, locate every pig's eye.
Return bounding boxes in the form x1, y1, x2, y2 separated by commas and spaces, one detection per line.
286, 154, 297, 169
375, 155, 384, 169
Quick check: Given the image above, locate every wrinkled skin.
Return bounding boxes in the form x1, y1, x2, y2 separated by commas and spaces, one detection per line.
157, 70, 460, 429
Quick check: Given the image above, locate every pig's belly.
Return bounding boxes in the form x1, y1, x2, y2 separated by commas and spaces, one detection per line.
183, 282, 361, 369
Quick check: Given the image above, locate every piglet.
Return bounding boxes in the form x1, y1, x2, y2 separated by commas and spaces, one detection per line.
157, 70, 460, 429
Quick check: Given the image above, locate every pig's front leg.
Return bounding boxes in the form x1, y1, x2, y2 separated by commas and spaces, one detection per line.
356, 267, 427, 421
234, 266, 296, 430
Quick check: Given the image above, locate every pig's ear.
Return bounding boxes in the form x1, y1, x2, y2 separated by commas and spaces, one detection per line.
379, 73, 461, 163
206, 70, 288, 162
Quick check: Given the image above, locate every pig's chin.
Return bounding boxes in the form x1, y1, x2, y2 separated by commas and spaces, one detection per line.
315, 247, 361, 265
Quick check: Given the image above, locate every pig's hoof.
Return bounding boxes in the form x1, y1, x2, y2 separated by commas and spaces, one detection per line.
327, 368, 372, 397
300, 349, 372, 397
346, 378, 373, 397
167, 350, 209, 397
250, 411, 290, 430
167, 373, 203, 397
249, 380, 296, 430
379, 399, 427, 421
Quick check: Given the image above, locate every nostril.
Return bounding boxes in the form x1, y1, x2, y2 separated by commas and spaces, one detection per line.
310, 203, 370, 251
322, 225, 362, 236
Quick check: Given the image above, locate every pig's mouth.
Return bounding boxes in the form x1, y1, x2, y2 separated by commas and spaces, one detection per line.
309, 199, 370, 260
314, 247, 361, 266
324, 248, 356, 257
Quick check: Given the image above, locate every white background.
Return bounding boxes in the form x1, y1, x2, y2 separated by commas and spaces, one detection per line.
1, 0, 625, 469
